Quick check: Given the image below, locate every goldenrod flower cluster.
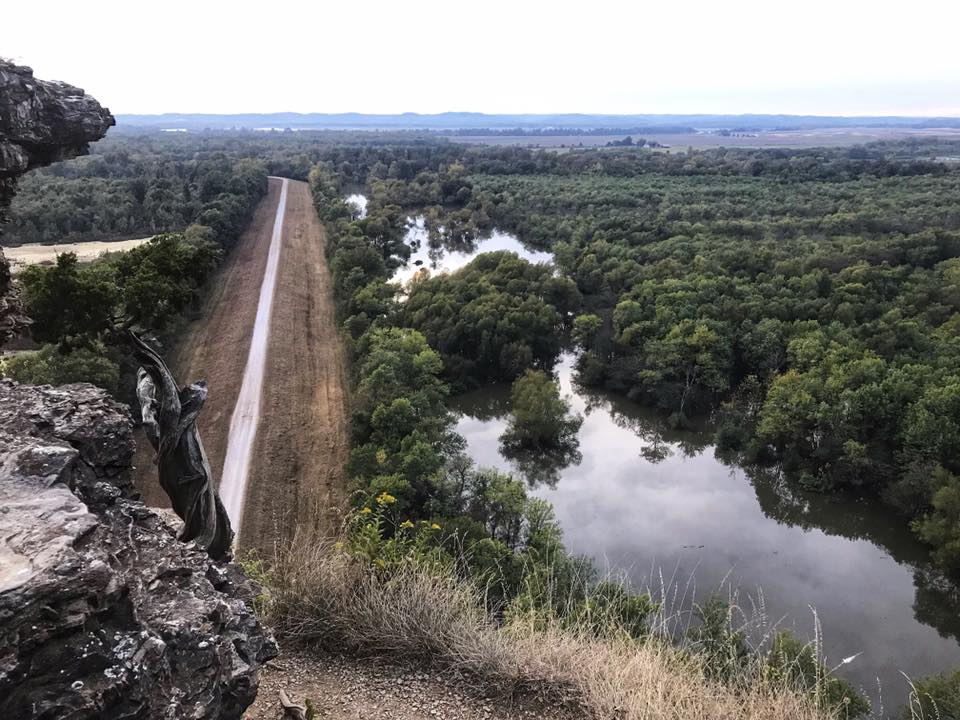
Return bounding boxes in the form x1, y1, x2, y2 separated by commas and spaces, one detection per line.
375, 492, 397, 506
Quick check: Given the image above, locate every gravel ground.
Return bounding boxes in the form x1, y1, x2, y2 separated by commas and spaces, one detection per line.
245, 650, 582, 720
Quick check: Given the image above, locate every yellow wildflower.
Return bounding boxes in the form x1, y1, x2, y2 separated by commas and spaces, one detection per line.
360, 507, 372, 515
430, 523, 442, 530
375, 492, 396, 506
400, 520, 415, 529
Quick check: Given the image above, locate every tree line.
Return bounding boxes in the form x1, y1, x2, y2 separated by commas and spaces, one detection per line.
3, 151, 269, 398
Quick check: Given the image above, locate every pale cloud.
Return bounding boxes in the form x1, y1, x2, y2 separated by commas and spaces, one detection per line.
2, 0, 958, 116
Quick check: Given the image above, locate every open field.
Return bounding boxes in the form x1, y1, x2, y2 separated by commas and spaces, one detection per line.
3, 237, 151, 272
451, 126, 960, 150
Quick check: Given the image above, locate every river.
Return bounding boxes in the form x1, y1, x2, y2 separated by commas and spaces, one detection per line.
371, 196, 960, 714
450, 355, 960, 713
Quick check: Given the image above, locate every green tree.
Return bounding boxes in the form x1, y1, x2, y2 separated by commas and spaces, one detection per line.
19, 253, 118, 346
572, 313, 603, 349
913, 468, 960, 575
500, 370, 583, 451
644, 319, 732, 419
404, 252, 578, 385
1, 343, 120, 394
113, 232, 221, 330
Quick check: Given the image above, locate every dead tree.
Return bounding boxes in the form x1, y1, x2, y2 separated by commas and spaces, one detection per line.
132, 332, 233, 560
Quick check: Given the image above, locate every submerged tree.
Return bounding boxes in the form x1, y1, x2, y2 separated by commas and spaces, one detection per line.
498, 370, 583, 486
500, 370, 583, 451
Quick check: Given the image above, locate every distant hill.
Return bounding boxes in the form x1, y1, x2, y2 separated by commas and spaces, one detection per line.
113, 111, 960, 133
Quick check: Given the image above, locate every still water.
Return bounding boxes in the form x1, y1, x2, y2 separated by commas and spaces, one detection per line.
348, 193, 551, 286
345, 193, 368, 219
391, 215, 552, 286
451, 354, 960, 713
349, 194, 960, 712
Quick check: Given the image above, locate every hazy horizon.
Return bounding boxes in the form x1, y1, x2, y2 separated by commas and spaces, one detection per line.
3, 0, 959, 117
112, 110, 960, 120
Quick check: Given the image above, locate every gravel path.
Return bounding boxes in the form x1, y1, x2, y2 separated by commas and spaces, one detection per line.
133, 179, 282, 506
240, 178, 350, 552
246, 650, 582, 720
133, 178, 349, 552
220, 177, 288, 535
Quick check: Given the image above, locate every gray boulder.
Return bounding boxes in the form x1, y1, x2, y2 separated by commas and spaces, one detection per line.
0, 379, 278, 719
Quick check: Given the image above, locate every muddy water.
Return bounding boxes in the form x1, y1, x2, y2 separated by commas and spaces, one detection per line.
451, 354, 960, 713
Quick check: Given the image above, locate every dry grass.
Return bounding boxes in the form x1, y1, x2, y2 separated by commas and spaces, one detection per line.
265, 533, 843, 720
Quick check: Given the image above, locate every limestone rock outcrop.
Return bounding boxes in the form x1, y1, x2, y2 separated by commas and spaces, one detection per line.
0, 242, 27, 345
0, 379, 278, 719
0, 61, 277, 718
0, 59, 114, 344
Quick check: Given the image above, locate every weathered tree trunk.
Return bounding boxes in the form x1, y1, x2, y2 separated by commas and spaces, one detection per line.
132, 332, 233, 559
279, 689, 308, 720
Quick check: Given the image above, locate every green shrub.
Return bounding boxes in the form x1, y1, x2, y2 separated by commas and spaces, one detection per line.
2, 343, 120, 394
500, 369, 582, 450
903, 668, 960, 719
765, 631, 870, 719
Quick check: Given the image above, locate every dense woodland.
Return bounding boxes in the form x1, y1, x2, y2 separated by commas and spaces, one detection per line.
1, 132, 347, 245
3, 139, 270, 397
311, 159, 873, 717
8, 133, 960, 714
309, 139, 960, 581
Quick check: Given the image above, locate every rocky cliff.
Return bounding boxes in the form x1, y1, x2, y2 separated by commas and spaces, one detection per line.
0, 63, 277, 718
0, 380, 278, 719
0, 59, 114, 344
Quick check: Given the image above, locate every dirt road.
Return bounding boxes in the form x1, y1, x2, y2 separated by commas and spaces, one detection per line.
246, 652, 578, 720
133, 177, 349, 554
240, 179, 350, 552
220, 179, 288, 535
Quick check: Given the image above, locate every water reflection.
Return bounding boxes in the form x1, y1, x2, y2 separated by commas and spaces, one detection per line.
349, 190, 960, 709
577, 378, 713, 461
451, 352, 960, 711
345, 193, 553, 288
500, 439, 583, 489
391, 215, 553, 286
345, 193, 368, 219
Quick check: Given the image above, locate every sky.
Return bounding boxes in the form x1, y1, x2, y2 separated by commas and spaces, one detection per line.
3, 0, 959, 117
